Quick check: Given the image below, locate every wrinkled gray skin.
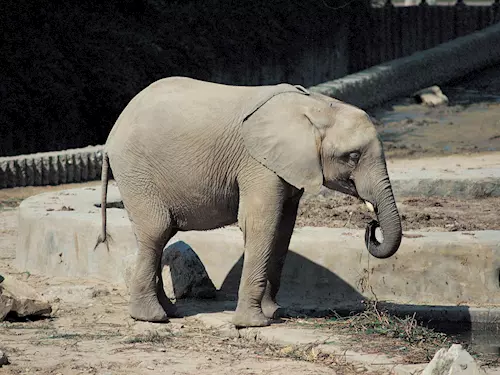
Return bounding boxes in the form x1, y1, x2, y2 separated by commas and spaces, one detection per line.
96, 77, 402, 328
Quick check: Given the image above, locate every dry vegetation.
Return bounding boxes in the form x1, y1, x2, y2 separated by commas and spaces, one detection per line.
288, 301, 500, 366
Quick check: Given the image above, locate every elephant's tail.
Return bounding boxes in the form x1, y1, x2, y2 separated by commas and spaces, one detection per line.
94, 152, 111, 251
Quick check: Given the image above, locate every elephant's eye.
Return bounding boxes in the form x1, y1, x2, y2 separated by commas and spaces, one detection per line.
349, 152, 361, 162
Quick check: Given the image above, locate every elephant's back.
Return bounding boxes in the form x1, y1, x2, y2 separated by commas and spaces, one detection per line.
104, 77, 252, 226
106, 77, 256, 149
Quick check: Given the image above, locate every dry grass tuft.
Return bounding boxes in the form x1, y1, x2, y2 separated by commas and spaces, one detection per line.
290, 301, 451, 364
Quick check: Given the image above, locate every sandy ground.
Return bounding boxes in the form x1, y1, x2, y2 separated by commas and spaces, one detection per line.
0, 273, 344, 375
2, 66, 500, 374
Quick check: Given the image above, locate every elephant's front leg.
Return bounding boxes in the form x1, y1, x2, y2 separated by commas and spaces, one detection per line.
233, 180, 285, 328
261, 189, 303, 319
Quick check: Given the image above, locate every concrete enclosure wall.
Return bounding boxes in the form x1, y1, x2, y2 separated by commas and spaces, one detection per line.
0, 146, 104, 188
14, 186, 500, 316
310, 21, 500, 109
2, 23, 500, 188
348, 3, 500, 72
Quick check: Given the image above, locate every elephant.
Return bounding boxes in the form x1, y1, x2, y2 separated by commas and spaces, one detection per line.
95, 76, 402, 328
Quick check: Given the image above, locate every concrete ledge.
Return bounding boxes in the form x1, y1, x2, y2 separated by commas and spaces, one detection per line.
308, 22, 500, 109
15, 186, 500, 322
0, 146, 104, 188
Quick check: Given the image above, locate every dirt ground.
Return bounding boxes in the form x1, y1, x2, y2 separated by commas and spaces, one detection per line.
0, 265, 346, 375
2, 66, 500, 374
297, 195, 500, 231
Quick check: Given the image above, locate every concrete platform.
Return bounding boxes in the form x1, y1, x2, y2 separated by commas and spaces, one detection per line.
15, 185, 500, 323
315, 152, 500, 199
386, 153, 500, 198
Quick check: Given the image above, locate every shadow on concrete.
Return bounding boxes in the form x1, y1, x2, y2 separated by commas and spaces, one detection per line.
168, 242, 500, 354
217, 250, 368, 316
174, 248, 367, 318
175, 246, 471, 329
173, 243, 498, 354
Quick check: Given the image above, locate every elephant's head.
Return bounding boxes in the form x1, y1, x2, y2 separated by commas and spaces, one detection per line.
242, 89, 402, 259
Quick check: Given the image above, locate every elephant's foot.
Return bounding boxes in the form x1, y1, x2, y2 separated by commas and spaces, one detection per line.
261, 299, 281, 319
129, 295, 169, 323
232, 306, 271, 328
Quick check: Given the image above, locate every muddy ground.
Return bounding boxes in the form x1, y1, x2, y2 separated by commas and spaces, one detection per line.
0, 258, 468, 375
371, 65, 500, 159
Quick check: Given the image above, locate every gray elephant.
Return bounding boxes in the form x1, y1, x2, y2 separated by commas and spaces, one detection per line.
96, 77, 402, 328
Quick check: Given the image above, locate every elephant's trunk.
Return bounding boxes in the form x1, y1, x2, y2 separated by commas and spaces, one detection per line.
358, 167, 402, 259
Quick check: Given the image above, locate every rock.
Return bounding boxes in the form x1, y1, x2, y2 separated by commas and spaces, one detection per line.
0, 293, 14, 321
413, 85, 448, 107
0, 350, 8, 366
161, 241, 216, 300
422, 344, 485, 375
0, 274, 52, 320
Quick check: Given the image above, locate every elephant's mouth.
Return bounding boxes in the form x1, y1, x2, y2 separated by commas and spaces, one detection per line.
325, 179, 379, 216
325, 178, 360, 198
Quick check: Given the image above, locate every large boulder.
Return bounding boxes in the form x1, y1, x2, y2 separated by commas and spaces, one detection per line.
422, 344, 484, 375
161, 241, 216, 300
0, 293, 13, 321
0, 275, 52, 321
124, 241, 216, 300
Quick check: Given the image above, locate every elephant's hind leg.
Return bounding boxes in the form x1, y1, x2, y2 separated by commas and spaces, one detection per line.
127, 201, 175, 323
261, 189, 303, 319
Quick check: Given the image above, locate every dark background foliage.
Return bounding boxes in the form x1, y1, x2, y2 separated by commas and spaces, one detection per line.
0, 0, 360, 156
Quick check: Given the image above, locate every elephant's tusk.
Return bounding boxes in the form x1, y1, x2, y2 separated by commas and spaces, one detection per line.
365, 201, 375, 213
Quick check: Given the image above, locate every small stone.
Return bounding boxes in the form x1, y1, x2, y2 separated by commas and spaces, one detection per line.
0, 350, 9, 366
413, 86, 449, 107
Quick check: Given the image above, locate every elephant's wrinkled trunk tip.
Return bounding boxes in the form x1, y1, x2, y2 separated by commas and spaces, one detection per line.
364, 219, 401, 259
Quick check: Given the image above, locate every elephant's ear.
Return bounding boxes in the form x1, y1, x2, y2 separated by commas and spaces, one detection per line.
241, 90, 324, 195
